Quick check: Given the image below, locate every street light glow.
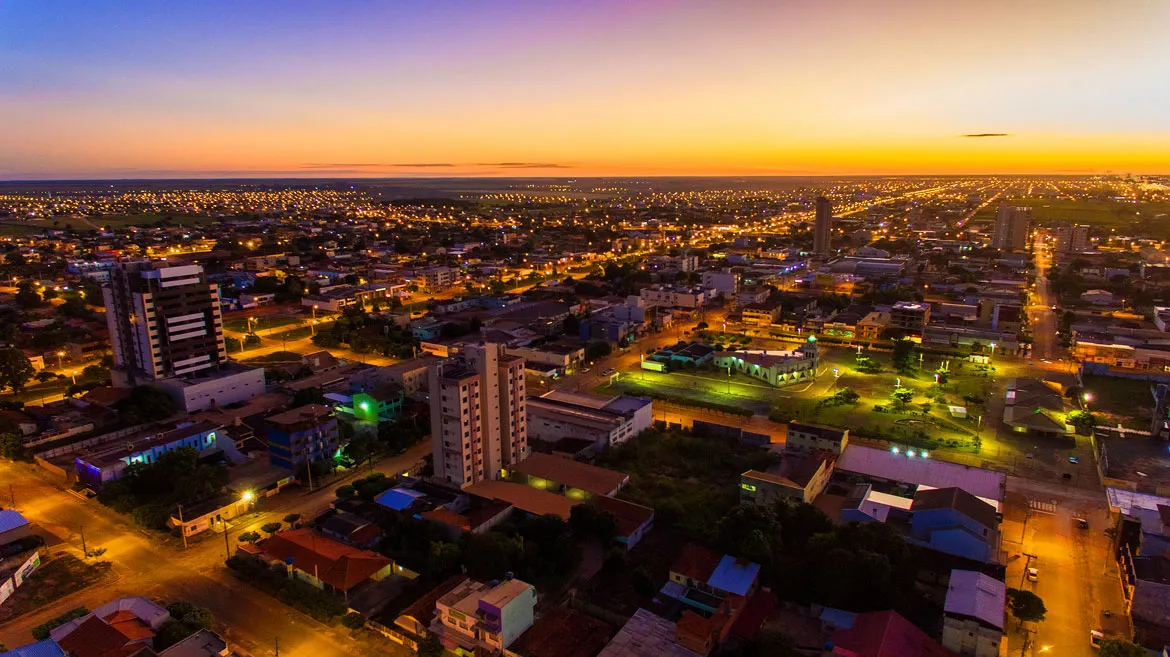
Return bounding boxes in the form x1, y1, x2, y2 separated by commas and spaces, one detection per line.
241, 491, 254, 502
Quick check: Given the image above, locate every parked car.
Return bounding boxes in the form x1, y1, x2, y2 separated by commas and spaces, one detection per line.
1076, 517, 1090, 529
1026, 567, 1039, 582
601, 368, 616, 377
1069, 456, 1081, 464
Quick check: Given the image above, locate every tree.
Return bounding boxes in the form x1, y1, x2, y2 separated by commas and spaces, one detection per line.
283, 514, 302, 527
292, 386, 325, 407
1006, 588, 1046, 624
0, 349, 34, 395
341, 612, 365, 630
585, 341, 612, 361
1099, 639, 1149, 657
1067, 410, 1099, 430
417, 634, 444, 657
889, 388, 914, 410
891, 337, 915, 372
14, 282, 42, 308
237, 531, 261, 544
0, 433, 27, 460
115, 386, 177, 422
260, 522, 283, 537
715, 504, 781, 566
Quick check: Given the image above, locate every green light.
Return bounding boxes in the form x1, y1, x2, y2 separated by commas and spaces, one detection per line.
360, 401, 370, 411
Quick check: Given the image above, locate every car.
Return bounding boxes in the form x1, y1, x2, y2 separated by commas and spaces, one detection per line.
1026, 567, 1039, 582
1051, 305, 1058, 310
1090, 630, 1104, 647
1076, 517, 1090, 529
601, 368, 616, 377
1069, 456, 1081, 464
581, 367, 591, 373
1025, 453, 1035, 459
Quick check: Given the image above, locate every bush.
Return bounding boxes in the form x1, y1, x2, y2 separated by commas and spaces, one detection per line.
225, 556, 347, 622
341, 612, 365, 630
32, 607, 89, 640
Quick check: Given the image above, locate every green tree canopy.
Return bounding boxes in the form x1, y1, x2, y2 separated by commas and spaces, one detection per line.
0, 349, 34, 394
1006, 588, 1047, 624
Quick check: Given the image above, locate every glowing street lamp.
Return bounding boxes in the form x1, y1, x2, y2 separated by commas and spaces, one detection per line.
241, 490, 255, 503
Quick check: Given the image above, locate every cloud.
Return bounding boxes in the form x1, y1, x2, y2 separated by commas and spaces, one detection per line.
961, 133, 1011, 138
299, 163, 455, 169
478, 162, 572, 169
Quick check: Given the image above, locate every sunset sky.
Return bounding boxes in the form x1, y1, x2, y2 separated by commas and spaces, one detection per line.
3, 0, 1169, 179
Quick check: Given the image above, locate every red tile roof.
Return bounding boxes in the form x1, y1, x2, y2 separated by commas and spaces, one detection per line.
671, 543, 722, 583
259, 528, 391, 592
57, 615, 153, 657
830, 610, 957, 657
730, 589, 776, 640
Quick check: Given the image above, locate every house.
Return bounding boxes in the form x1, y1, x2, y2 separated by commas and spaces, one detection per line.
652, 342, 716, 367
510, 453, 629, 498
908, 487, 1001, 563
265, 404, 340, 470
594, 494, 655, 550
835, 444, 1007, 504
509, 606, 613, 657
326, 385, 404, 424
158, 629, 232, 657
49, 597, 171, 657
318, 512, 383, 549
246, 528, 393, 594
0, 509, 32, 548
942, 569, 1005, 657
741, 301, 781, 328
1002, 378, 1068, 436
1128, 554, 1170, 649
432, 578, 537, 655
526, 390, 653, 452
667, 544, 760, 610
713, 341, 818, 388
740, 451, 835, 505
890, 301, 931, 336
829, 609, 958, 657
73, 420, 225, 491
350, 357, 436, 399
786, 421, 849, 455
856, 311, 891, 341
1081, 289, 1115, 306
596, 608, 703, 657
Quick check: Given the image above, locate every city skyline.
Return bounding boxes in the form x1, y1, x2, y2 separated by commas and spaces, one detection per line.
3, 0, 1170, 179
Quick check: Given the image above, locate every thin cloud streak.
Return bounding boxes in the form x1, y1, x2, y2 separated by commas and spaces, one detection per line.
962, 133, 1011, 138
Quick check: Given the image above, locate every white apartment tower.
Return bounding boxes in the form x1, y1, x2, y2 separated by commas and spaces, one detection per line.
430, 343, 528, 487
992, 205, 1032, 252
104, 260, 228, 385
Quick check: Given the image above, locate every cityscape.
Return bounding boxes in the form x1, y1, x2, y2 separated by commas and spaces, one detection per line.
3, 3, 1170, 657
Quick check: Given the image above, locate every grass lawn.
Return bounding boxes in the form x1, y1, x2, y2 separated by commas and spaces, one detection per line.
1082, 374, 1156, 430
0, 554, 113, 623
224, 315, 304, 333
599, 372, 770, 415
241, 350, 305, 364
1011, 198, 1170, 239
597, 428, 776, 539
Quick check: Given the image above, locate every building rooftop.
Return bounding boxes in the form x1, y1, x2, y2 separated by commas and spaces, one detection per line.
512, 453, 629, 497
596, 608, 703, 657
258, 528, 391, 592
157, 629, 228, 657
509, 606, 613, 657
707, 555, 760, 597
836, 445, 1005, 502
911, 487, 999, 530
829, 609, 956, 657
0, 509, 30, 534
463, 480, 578, 519
944, 570, 1005, 631
265, 404, 332, 427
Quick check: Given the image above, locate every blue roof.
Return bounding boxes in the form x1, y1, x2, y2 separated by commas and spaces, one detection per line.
0, 509, 29, 534
375, 487, 425, 511
0, 640, 66, 657
819, 607, 857, 629
707, 555, 760, 597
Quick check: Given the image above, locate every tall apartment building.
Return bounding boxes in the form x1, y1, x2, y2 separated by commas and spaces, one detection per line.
103, 260, 264, 411
105, 261, 226, 381
991, 205, 1032, 251
813, 196, 833, 255
430, 343, 527, 487
1052, 223, 1090, 254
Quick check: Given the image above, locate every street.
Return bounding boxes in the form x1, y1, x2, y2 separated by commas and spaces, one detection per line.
0, 443, 429, 657
1001, 476, 1130, 656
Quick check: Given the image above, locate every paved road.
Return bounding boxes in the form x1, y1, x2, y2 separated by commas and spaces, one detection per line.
1002, 477, 1130, 656
1030, 232, 1059, 361
0, 446, 427, 657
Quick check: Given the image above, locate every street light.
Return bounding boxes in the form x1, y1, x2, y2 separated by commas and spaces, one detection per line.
241, 490, 255, 503
56, 350, 65, 370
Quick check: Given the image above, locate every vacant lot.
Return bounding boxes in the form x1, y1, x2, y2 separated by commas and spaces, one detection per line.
1083, 375, 1155, 431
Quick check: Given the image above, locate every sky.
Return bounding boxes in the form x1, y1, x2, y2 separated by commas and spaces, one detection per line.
2, 0, 1169, 179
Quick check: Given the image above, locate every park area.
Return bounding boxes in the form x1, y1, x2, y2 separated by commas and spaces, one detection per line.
1081, 374, 1157, 431
601, 340, 1027, 458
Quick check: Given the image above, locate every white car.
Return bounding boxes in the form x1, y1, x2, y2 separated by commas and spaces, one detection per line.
1026, 567, 1039, 582
1090, 630, 1104, 647
601, 368, 616, 377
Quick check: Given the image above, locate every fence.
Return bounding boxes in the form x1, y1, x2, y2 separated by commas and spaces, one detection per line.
364, 618, 419, 652
0, 550, 42, 606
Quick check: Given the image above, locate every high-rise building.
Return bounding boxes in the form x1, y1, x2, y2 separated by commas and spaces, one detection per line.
104, 260, 227, 382
104, 260, 264, 410
430, 343, 527, 487
992, 205, 1032, 252
1052, 224, 1090, 254
814, 196, 832, 255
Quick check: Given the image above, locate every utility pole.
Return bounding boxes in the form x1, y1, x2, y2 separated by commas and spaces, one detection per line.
223, 521, 231, 560
274, 637, 279, 657
80, 525, 87, 556
8, 483, 13, 507
177, 504, 188, 549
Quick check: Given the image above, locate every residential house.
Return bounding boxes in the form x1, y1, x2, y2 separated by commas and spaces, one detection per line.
0, 510, 32, 548
265, 404, 340, 470
786, 421, 849, 455
49, 597, 171, 657
432, 578, 537, 656
1002, 378, 1068, 436
942, 569, 1005, 657
890, 301, 931, 336
740, 451, 835, 505
244, 528, 394, 594
526, 390, 653, 453
741, 301, 781, 328
828, 609, 958, 657
908, 487, 1001, 563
